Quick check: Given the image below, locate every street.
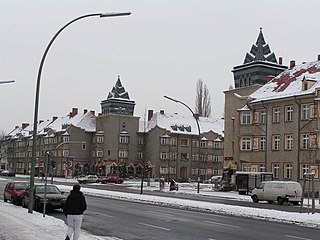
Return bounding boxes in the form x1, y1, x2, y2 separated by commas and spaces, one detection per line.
51, 195, 320, 240
1, 176, 320, 239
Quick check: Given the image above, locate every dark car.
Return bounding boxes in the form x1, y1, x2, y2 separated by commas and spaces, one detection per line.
0, 170, 16, 177
4, 181, 29, 205
100, 175, 124, 184
21, 184, 67, 212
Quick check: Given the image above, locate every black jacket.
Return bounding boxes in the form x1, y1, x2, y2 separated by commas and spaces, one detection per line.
64, 190, 87, 215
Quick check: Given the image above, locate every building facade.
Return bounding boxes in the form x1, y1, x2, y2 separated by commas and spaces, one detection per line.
225, 56, 320, 181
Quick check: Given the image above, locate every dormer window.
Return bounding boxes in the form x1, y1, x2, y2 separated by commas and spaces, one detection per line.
302, 76, 316, 91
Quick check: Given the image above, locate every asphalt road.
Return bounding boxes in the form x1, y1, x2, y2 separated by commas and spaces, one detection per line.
1, 176, 320, 239
50, 195, 320, 240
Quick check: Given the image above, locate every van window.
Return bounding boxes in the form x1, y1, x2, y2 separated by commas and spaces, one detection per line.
257, 182, 265, 189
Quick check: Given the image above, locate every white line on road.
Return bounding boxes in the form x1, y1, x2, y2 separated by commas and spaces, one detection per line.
285, 235, 312, 240
204, 220, 240, 229
147, 210, 175, 217
90, 211, 114, 218
138, 222, 171, 231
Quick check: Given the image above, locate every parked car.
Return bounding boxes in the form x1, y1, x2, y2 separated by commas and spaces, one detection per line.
0, 170, 16, 177
21, 184, 67, 212
251, 181, 302, 205
100, 175, 124, 184
77, 175, 100, 184
4, 181, 29, 205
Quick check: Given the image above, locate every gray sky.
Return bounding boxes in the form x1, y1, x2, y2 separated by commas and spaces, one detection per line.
1, 0, 320, 133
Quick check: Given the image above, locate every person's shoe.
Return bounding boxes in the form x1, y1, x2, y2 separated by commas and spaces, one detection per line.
65, 236, 70, 240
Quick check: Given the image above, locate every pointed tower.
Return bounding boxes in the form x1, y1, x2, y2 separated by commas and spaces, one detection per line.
100, 76, 135, 116
232, 28, 288, 88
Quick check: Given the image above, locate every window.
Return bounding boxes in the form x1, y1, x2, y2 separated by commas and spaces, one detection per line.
171, 152, 177, 160
191, 168, 197, 175
96, 150, 103, 157
82, 142, 86, 150
241, 111, 251, 124
285, 163, 293, 179
272, 163, 280, 178
160, 166, 168, 174
160, 136, 169, 145
260, 136, 266, 151
200, 154, 206, 162
285, 134, 293, 150
137, 151, 143, 159
285, 106, 293, 122
241, 137, 251, 151
119, 149, 128, 158
200, 140, 207, 148
169, 167, 176, 174
199, 168, 206, 176
259, 164, 266, 172
160, 151, 168, 160
62, 149, 69, 157
192, 139, 197, 147
243, 163, 251, 172
63, 135, 70, 143
180, 153, 189, 160
96, 135, 104, 143
119, 135, 129, 144
213, 155, 221, 162
171, 137, 177, 146
213, 141, 221, 149
301, 134, 309, 149
272, 135, 280, 151
301, 104, 310, 120
260, 110, 267, 124
273, 107, 280, 123
301, 164, 309, 177
180, 138, 189, 146
138, 137, 144, 145
192, 154, 197, 161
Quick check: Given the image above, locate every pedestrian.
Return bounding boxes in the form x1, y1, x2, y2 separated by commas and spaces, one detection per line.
64, 184, 87, 240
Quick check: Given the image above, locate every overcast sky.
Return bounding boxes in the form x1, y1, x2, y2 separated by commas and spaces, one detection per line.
1, 0, 320, 133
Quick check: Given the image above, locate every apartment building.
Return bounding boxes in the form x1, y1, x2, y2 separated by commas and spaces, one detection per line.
225, 57, 320, 181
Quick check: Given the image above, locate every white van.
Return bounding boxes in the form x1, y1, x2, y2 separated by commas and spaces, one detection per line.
251, 181, 302, 205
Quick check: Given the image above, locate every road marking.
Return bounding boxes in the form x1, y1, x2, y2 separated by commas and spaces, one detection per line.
90, 211, 113, 218
147, 210, 174, 217
285, 235, 312, 240
204, 220, 240, 229
138, 222, 171, 231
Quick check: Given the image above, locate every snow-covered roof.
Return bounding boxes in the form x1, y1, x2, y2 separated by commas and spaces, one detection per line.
6, 111, 96, 140
140, 112, 224, 136
250, 60, 320, 103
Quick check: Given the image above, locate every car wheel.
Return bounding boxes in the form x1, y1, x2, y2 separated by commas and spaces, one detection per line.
251, 195, 259, 203
277, 197, 284, 205
11, 196, 15, 204
4, 194, 7, 202
83, 180, 87, 184
21, 198, 26, 208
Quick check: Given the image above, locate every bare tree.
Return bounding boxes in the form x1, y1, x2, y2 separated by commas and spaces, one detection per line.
195, 79, 211, 117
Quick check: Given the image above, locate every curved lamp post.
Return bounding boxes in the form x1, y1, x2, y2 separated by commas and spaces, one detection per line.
164, 95, 201, 193
29, 12, 131, 213
0, 80, 15, 84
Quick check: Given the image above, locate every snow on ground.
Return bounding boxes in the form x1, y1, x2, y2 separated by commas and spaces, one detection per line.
1, 175, 320, 239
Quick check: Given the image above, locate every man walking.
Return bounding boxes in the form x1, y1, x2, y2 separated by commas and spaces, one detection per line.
64, 184, 87, 240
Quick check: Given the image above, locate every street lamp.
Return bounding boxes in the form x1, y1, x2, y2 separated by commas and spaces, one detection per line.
28, 12, 131, 213
164, 95, 201, 193
0, 80, 15, 84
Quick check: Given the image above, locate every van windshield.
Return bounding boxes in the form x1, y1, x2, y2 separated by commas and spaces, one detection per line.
257, 182, 265, 189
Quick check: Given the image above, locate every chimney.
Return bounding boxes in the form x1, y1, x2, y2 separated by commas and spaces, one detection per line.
90, 110, 95, 116
148, 109, 153, 121
318, 54, 320, 61
290, 60, 295, 68
194, 113, 199, 120
160, 110, 165, 115
267, 75, 274, 82
278, 57, 283, 65
22, 123, 29, 129
69, 107, 78, 118
52, 116, 58, 122
84, 109, 88, 114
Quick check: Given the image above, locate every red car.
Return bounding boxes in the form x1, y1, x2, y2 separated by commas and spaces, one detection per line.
4, 181, 29, 205
100, 175, 124, 184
